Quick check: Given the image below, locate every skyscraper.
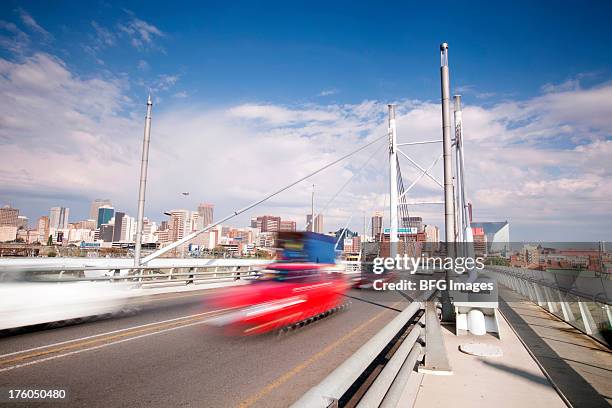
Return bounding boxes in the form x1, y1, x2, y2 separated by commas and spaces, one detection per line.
168, 209, 191, 241
113, 212, 125, 242
89, 199, 112, 220
97, 206, 114, 228
49, 207, 69, 229
306, 214, 323, 233
0, 205, 19, 226
197, 203, 214, 228
37, 216, 49, 243
371, 211, 383, 240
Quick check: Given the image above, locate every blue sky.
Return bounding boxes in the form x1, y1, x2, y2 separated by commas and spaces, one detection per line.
1, 1, 611, 240
2, 1, 611, 107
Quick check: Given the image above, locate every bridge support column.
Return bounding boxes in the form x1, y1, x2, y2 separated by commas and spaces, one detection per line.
388, 104, 398, 260
439, 43, 456, 322
134, 95, 153, 267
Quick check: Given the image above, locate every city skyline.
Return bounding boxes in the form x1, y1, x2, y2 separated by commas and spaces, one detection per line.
0, 2, 611, 240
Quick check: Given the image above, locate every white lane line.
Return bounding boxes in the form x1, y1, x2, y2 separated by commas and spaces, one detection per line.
0, 318, 215, 373
0, 308, 229, 359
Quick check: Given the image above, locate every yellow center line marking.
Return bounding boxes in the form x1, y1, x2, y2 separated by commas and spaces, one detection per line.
0, 309, 229, 366
237, 301, 402, 408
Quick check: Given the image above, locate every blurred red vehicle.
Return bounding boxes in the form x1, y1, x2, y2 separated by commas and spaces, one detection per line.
206, 262, 349, 336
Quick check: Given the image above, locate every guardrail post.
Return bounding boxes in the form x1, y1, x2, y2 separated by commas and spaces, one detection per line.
578, 302, 597, 335
168, 267, 174, 281
542, 286, 558, 313
532, 283, 546, 307
187, 267, 194, 285
557, 290, 576, 322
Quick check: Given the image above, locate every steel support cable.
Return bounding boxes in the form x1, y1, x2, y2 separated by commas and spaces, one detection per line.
142, 133, 388, 264
306, 140, 387, 232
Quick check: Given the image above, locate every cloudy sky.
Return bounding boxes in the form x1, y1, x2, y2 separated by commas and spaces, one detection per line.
0, 1, 611, 241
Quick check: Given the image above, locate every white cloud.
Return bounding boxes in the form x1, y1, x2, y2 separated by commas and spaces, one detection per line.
137, 59, 149, 71
118, 16, 164, 50
0, 52, 610, 240
318, 89, 338, 97
16, 8, 51, 39
91, 21, 115, 48
0, 20, 30, 54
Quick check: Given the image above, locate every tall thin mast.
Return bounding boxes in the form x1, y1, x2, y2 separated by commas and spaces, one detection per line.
134, 95, 152, 266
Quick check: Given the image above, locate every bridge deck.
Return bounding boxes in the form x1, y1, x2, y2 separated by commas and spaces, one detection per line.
498, 287, 612, 408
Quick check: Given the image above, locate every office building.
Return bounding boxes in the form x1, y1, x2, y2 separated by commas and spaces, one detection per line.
402, 216, 423, 232
89, 199, 112, 220
306, 214, 323, 233
279, 220, 297, 232
371, 212, 383, 241
97, 206, 114, 228
0, 206, 19, 227
197, 203, 214, 228
470, 221, 510, 255
37, 216, 50, 243
49, 207, 69, 230
113, 212, 125, 242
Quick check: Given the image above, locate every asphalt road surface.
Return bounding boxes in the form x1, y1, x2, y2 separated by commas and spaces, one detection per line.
0, 287, 411, 408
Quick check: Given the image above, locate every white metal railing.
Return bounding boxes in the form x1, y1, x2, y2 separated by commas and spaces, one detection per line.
0, 258, 365, 287
487, 266, 612, 344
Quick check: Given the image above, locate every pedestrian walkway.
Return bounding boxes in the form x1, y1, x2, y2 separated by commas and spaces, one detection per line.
413, 301, 566, 408
499, 287, 612, 408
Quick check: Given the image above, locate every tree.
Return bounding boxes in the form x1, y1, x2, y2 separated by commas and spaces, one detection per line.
47, 235, 53, 246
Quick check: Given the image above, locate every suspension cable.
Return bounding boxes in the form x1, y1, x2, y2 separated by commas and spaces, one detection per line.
141, 133, 388, 264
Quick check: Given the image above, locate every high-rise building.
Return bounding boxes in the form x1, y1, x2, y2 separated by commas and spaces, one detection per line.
49, 207, 69, 229
197, 203, 214, 228
279, 220, 296, 232
305, 214, 323, 233
97, 206, 114, 228
252, 215, 281, 232
99, 224, 114, 242
121, 215, 136, 242
371, 212, 383, 241
16, 215, 28, 229
0, 205, 19, 227
402, 216, 423, 232
113, 212, 125, 242
89, 199, 112, 220
470, 221, 510, 255
37, 216, 49, 243
424, 225, 439, 243
168, 209, 192, 242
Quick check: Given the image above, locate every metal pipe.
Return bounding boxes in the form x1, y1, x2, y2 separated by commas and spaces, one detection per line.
388, 105, 399, 259
440, 43, 456, 245
357, 321, 423, 407
397, 140, 442, 146
134, 95, 153, 266
379, 343, 423, 408
440, 42, 456, 322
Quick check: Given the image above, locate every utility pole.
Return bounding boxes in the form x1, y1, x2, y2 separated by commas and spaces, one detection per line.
440, 43, 456, 321
134, 95, 152, 267
388, 104, 399, 259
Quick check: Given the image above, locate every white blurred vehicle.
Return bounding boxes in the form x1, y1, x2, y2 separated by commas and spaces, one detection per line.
0, 272, 132, 331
